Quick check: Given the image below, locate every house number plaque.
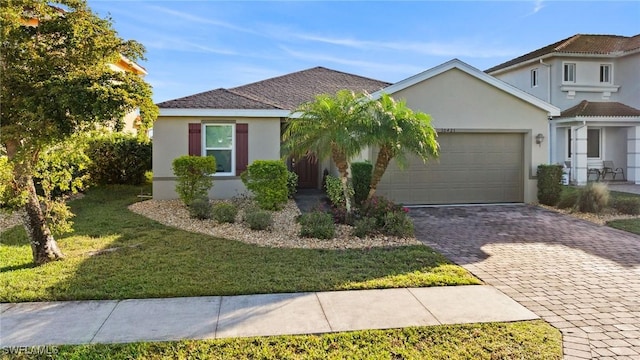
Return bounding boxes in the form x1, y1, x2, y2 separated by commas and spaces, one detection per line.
436, 128, 456, 133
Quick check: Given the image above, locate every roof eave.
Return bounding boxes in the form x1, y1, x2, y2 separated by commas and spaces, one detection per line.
158, 108, 292, 117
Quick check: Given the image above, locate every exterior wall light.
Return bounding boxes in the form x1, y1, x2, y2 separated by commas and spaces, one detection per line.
535, 133, 545, 146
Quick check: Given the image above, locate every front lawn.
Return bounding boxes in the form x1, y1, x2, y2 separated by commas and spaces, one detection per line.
0, 185, 479, 302
3, 321, 561, 360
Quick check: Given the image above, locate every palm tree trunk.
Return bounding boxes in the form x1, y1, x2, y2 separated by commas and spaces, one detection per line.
367, 145, 392, 201
6, 140, 64, 265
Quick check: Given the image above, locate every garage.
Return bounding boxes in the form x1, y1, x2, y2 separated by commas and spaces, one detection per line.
376, 133, 524, 205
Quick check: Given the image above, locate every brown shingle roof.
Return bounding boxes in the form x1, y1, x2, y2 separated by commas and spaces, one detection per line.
486, 34, 640, 73
157, 67, 391, 110
156, 88, 281, 109
559, 100, 640, 118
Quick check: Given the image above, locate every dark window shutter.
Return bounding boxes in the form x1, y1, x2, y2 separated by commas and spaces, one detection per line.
236, 123, 248, 174
188, 123, 201, 156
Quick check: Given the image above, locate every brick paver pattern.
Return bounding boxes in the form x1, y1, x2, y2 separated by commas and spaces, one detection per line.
411, 205, 640, 360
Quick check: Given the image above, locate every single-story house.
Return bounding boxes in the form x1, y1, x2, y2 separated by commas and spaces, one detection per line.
153, 59, 560, 205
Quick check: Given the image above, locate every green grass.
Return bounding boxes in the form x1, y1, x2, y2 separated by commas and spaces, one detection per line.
2, 321, 561, 360
0, 185, 479, 302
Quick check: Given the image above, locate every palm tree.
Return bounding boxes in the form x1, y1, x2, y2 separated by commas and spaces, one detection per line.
282, 90, 370, 215
366, 94, 439, 200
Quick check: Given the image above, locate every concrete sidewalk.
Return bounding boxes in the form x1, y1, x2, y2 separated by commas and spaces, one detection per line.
0, 285, 537, 347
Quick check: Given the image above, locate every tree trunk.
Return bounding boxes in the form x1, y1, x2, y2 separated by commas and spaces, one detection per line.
367, 145, 392, 201
6, 140, 64, 265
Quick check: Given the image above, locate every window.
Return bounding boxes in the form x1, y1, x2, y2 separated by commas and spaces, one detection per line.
599, 64, 611, 83
204, 124, 234, 175
531, 68, 539, 87
563, 63, 576, 83
567, 128, 601, 158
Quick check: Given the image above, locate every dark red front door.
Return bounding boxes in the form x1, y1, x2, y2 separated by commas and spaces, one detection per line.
293, 155, 318, 189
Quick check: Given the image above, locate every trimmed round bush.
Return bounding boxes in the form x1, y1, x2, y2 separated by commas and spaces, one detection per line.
189, 198, 212, 220
213, 203, 238, 223
172, 155, 216, 206
244, 209, 273, 230
351, 162, 372, 205
241, 160, 289, 210
299, 211, 335, 239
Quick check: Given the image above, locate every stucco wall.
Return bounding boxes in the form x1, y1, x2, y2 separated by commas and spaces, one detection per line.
383, 68, 550, 203
153, 116, 281, 199
616, 53, 640, 109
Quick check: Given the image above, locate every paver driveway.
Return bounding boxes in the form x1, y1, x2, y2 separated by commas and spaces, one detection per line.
411, 205, 640, 360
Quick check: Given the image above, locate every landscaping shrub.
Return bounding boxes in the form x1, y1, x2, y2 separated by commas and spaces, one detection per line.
244, 208, 273, 230
537, 164, 563, 206
576, 182, 609, 214
556, 190, 579, 210
382, 210, 414, 237
352, 216, 377, 238
351, 162, 372, 205
360, 196, 403, 227
172, 155, 216, 206
299, 211, 335, 239
189, 198, 212, 220
612, 197, 640, 215
325, 175, 345, 207
213, 203, 238, 223
87, 133, 152, 185
241, 160, 288, 210
286, 171, 298, 198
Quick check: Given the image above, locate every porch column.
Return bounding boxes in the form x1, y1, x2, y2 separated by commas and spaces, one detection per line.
571, 125, 588, 185
549, 122, 557, 164
628, 126, 640, 184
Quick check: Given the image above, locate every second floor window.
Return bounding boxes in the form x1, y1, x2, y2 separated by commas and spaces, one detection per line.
600, 64, 611, 83
531, 68, 539, 87
563, 63, 576, 83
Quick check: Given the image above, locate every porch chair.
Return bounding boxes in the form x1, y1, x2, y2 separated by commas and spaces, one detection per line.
601, 161, 625, 181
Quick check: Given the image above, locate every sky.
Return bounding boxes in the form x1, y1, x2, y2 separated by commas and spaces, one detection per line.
86, 0, 640, 103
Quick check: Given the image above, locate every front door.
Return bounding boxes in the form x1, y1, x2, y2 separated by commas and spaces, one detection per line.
293, 155, 318, 189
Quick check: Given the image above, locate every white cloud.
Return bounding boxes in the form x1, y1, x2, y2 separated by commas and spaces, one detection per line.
279, 46, 425, 76
293, 33, 522, 58
145, 5, 257, 34
144, 36, 237, 55
533, 0, 545, 14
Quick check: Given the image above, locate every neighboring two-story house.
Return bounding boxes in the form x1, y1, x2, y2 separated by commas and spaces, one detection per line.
487, 34, 640, 185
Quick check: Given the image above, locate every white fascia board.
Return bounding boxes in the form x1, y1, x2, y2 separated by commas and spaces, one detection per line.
552, 116, 640, 124
159, 108, 292, 117
372, 58, 561, 117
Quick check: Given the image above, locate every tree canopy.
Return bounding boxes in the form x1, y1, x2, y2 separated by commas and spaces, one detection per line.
0, 0, 158, 265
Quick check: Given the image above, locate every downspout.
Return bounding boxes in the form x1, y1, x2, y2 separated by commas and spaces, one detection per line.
540, 59, 553, 163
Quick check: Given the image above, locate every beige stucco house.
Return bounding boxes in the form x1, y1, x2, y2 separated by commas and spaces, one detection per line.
153, 59, 559, 204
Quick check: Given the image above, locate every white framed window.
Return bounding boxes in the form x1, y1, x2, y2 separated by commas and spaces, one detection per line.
567, 128, 601, 159
531, 68, 539, 87
204, 123, 235, 175
599, 64, 611, 83
563, 63, 576, 83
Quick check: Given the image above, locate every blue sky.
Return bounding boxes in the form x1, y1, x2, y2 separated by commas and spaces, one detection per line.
87, 1, 639, 103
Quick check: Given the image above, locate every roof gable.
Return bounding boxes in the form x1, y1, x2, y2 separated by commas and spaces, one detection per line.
487, 34, 640, 74
372, 59, 560, 116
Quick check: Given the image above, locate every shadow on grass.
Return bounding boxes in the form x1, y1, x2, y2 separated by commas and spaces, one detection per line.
1, 185, 478, 302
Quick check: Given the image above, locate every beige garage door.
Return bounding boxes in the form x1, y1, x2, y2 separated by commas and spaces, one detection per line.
377, 133, 524, 205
